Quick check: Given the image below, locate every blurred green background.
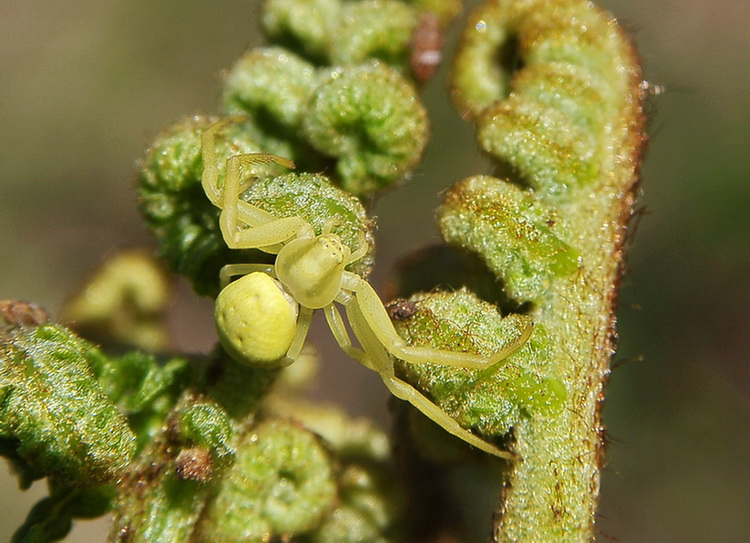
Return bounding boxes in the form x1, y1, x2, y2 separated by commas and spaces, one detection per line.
1, 1, 748, 541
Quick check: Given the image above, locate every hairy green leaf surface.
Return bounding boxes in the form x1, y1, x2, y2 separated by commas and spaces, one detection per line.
0, 325, 135, 484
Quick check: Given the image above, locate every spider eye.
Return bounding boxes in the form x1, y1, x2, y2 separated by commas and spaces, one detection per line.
214, 272, 298, 367
317, 236, 345, 264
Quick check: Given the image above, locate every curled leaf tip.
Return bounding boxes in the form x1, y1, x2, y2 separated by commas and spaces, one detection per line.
439, 175, 579, 301
223, 46, 319, 131
452, 0, 645, 197
198, 418, 337, 541
304, 63, 429, 194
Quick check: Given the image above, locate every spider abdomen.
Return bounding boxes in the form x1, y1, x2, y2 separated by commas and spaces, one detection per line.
215, 272, 299, 366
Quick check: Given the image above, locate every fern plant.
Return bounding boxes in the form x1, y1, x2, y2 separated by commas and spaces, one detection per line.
0, 0, 646, 541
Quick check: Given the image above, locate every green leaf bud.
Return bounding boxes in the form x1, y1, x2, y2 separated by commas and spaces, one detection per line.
331, 1, 419, 69
263, 0, 342, 63
223, 46, 319, 130
198, 418, 337, 541
242, 171, 375, 277
394, 289, 565, 437
438, 175, 579, 301
0, 324, 136, 484
303, 64, 428, 195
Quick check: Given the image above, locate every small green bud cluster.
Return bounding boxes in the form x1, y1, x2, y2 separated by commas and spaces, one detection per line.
139, 0, 444, 296
255, 0, 431, 192
0, 317, 193, 542
198, 418, 337, 541
0, 324, 137, 485
111, 372, 402, 542
394, 289, 565, 439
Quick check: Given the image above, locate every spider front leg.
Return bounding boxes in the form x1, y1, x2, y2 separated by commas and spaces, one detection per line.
339, 272, 532, 370
220, 211, 312, 253
200, 116, 294, 207
322, 303, 373, 371
218, 152, 300, 248
217, 153, 309, 251
200, 117, 304, 251
336, 292, 517, 460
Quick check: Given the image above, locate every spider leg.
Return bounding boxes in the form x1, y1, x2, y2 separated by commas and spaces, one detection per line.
219, 152, 309, 250
346, 231, 369, 265
201, 116, 245, 206
220, 213, 311, 252
340, 273, 532, 370
321, 216, 341, 235
226, 154, 294, 216
322, 303, 372, 371
201, 117, 303, 251
282, 306, 314, 365
235, 200, 276, 227
342, 294, 517, 460
200, 116, 294, 207
220, 263, 275, 288
382, 375, 517, 460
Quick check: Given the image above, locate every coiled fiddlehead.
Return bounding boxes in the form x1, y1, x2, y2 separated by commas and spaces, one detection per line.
430, 0, 645, 539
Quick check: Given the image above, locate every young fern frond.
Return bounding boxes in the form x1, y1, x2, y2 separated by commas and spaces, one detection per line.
1, 1, 645, 541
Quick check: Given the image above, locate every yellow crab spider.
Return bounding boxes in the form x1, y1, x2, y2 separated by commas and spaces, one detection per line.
201, 118, 533, 459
